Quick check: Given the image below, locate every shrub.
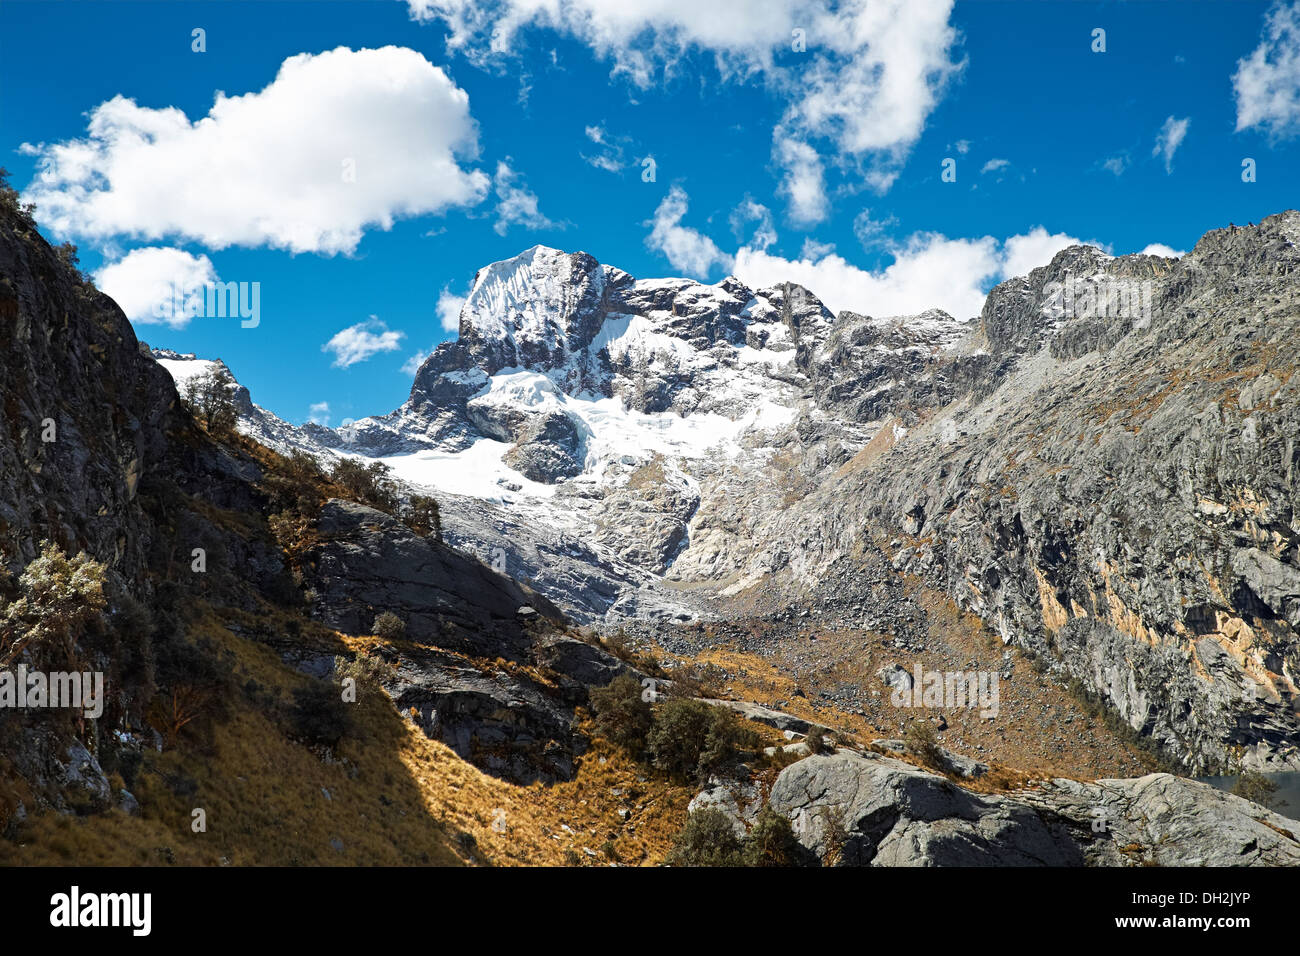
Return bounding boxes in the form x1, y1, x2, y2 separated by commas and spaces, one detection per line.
904, 720, 944, 769
589, 673, 653, 755
647, 699, 758, 783
334, 651, 395, 690
404, 494, 443, 543
805, 725, 828, 755
0, 542, 107, 668
372, 612, 406, 641
741, 805, 804, 867
1232, 771, 1279, 809
288, 680, 352, 749
664, 809, 743, 866
330, 459, 398, 514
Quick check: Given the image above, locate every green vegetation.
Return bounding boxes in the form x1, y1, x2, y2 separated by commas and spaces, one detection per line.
589, 676, 759, 783
0, 542, 107, 669
1231, 771, 1279, 809
182, 365, 240, 434
371, 611, 407, 641
665, 804, 806, 867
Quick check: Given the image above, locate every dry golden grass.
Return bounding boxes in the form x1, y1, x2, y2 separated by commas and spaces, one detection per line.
0, 608, 703, 867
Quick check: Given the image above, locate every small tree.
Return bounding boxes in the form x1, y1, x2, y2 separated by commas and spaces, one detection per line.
0, 167, 37, 224
183, 365, 239, 433
1232, 771, 1279, 809
330, 458, 398, 514
590, 673, 653, 756
740, 805, 804, 867
664, 809, 744, 867
904, 720, 944, 769
405, 494, 443, 543
647, 699, 759, 783
0, 542, 107, 668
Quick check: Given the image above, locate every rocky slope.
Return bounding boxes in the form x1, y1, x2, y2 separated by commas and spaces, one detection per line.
162, 214, 1300, 776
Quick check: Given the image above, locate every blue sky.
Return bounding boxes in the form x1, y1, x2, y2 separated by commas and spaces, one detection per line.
2, 0, 1298, 427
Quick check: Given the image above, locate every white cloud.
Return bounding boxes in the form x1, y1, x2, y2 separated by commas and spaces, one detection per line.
323, 317, 405, 368
492, 160, 557, 235
1234, 1, 1300, 137
733, 227, 1093, 320
645, 185, 734, 276
1138, 242, 1185, 258
639, 191, 1099, 321
1152, 115, 1191, 173
93, 246, 217, 327
401, 287, 466, 375
308, 402, 331, 426
800, 237, 836, 260
1102, 154, 1130, 176
582, 124, 632, 172
409, 0, 964, 216
728, 197, 777, 250
980, 157, 1010, 174
1000, 227, 1086, 282
853, 208, 898, 249
24, 46, 489, 254
436, 286, 466, 332
950, 139, 972, 155
774, 134, 830, 226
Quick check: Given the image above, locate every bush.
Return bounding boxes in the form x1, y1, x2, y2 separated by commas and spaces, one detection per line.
904, 720, 944, 769
330, 459, 398, 514
741, 805, 804, 867
288, 680, 352, 749
805, 725, 829, 755
664, 809, 744, 866
182, 365, 239, 433
372, 612, 406, 641
1232, 771, 1279, 809
0, 542, 108, 668
334, 651, 395, 690
589, 674, 653, 755
404, 494, 443, 543
647, 699, 759, 783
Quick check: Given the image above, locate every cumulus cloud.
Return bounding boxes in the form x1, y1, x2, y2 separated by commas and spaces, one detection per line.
401, 287, 466, 375
308, 402, 331, 427
93, 246, 218, 327
1000, 227, 1086, 282
1152, 115, 1191, 173
409, 0, 963, 217
1138, 242, 1185, 258
1234, 1, 1300, 137
24, 46, 489, 254
645, 185, 734, 276
640, 190, 1102, 320
733, 227, 1092, 320
980, 157, 1010, 175
323, 317, 405, 368
492, 160, 557, 235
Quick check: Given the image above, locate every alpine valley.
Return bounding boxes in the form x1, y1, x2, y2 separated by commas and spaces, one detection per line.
3, 194, 1300, 866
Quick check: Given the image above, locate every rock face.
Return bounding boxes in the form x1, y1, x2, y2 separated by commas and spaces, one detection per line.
765, 750, 1300, 866
730, 212, 1300, 774
153, 212, 1300, 777
308, 498, 560, 661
